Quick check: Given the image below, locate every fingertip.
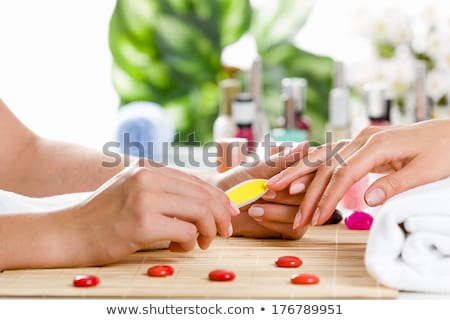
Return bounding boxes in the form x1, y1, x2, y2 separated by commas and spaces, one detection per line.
229, 201, 240, 216
365, 187, 386, 207
197, 236, 212, 250
289, 180, 305, 194
262, 190, 276, 200
265, 174, 282, 187
293, 210, 302, 230
228, 224, 233, 237
311, 208, 321, 226
168, 242, 186, 252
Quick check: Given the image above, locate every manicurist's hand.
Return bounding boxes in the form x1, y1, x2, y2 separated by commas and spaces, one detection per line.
213, 142, 313, 239
0, 164, 238, 270
266, 119, 450, 229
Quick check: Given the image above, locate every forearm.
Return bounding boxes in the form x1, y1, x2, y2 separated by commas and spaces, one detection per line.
3, 136, 126, 197
0, 209, 87, 270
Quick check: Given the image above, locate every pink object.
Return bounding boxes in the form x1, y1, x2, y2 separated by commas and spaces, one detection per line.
344, 211, 374, 230
235, 126, 255, 152
295, 116, 310, 132
341, 174, 370, 210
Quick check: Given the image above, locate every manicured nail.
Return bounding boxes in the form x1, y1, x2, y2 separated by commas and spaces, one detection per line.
227, 224, 233, 237
263, 190, 276, 200
266, 174, 282, 186
289, 181, 305, 194
365, 188, 386, 206
312, 208, 321, 226
248, 206, 264, 217
293, 210, 302, 230
229, 201, 240, 215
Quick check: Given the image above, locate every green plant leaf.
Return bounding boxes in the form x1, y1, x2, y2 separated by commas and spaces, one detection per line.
250, 0, 315, 53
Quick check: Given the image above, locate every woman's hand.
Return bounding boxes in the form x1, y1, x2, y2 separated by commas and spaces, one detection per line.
212, 142, 312, 239
0, 164, 238, 270
266, 119, 450, 229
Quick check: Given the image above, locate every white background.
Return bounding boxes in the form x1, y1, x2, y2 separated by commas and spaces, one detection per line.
0, 0, 118, 150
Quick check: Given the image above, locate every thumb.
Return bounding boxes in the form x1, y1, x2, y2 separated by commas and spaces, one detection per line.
364, 161, 426, 207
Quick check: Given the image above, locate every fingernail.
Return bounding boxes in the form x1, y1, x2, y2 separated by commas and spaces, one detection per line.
312, 208, 321, 226
365, 188, 386, 206
248, 206, 264, 217
289, 181, 305, 194
293, 210, 302, 230
266, 174, 281, 186
263, 190, 276, 200
230, 201, 240, 215
227, 224, 233, 237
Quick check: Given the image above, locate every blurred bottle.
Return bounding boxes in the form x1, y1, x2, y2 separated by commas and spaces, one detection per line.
213, 79, 240, 141
364, 81, 391, 126
270, 88, 308, 143
280, 77, 310, 135
414, 61, 432, 122
249, 56, 270, 142
232, 92, 256, 153
333, 60, 347, 89
326, 88, 351, 142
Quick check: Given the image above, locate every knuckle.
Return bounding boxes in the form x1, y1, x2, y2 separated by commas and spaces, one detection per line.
332, 165, 353, 183
359, 126, 380, 138
316, 164, 335, 179
198, 203, 212, 217
367, 131, 391, 147
129, 191, 150, 217
199, 186, 213, 200
215, 191, 230, 206
128, 168, 151, 187
183, 224, 198, 241
384, 174, 402, 194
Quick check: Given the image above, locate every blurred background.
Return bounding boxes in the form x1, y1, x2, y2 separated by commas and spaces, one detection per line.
1, 0, 449, 154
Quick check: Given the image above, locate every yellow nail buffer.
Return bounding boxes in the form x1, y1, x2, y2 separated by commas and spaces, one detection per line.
225, 179, 268, 208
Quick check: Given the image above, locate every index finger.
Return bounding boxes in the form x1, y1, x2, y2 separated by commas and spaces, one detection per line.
312, 137, 396, 225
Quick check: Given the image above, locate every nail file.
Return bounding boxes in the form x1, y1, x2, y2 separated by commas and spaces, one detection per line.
225, 179, 268, 208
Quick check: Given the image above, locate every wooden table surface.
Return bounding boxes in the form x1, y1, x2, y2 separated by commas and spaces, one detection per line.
0, 224, 397, 299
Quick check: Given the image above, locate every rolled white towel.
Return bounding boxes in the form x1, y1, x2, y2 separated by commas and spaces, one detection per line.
365, 176, 450, 293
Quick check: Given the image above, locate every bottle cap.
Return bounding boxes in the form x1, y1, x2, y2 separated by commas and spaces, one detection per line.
220, 79, 241, 116
281, 78, 307, 114
329, 88, 350, 127
414, 61, 431, 121
333, 61, 347, 89
232, 92, 256, 125
364, 81, 389, 121
249, 56, 262, 111
281, 92, 296, 129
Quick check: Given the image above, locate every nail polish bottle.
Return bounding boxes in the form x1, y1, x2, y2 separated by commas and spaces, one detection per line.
364, 81, 391, 126
414, 61, 432, 122
333, 61, 347, 89
232, 92, 256, 153
326, 88, 351, 142
249, 56, 270, 142
213, 79, 240, 141
270, 89, 308, 143
282, 77, 310, 134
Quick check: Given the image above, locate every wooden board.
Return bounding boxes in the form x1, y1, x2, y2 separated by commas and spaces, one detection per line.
0, 224, 397, 298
